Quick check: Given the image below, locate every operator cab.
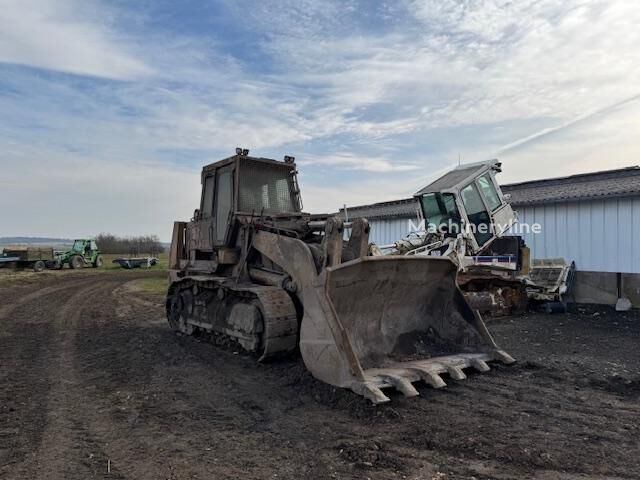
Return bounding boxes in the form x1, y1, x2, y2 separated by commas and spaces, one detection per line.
188, 148, 304, 260
414, 159, 516, 253
72, 239, 85, 252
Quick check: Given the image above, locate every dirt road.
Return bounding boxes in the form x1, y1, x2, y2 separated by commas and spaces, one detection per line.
1, 272, 639, 479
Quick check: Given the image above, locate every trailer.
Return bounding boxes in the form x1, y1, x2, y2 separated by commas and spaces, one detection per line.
112, 257, 158, 269
0, 247, 56, 272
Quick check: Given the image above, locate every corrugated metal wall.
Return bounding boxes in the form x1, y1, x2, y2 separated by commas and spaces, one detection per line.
512, 196, 640, 274
367, 196, 640, 274
367, 218, 413, 246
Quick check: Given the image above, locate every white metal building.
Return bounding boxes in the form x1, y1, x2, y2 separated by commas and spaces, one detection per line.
501, 167, 640, 274
342, 165, 640, 306
343, 165, 640, 275
341, 199, 420, 246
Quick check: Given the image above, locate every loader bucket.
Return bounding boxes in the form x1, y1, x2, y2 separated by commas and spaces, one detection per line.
298, 256, 514, 403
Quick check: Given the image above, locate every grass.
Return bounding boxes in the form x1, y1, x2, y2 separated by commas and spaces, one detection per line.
132, 276, 169, 297
0, 252, 169, 286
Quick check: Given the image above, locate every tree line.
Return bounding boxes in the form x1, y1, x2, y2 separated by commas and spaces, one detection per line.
95, 233, 165, 255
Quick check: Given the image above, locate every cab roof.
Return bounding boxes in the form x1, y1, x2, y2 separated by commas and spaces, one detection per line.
414, 159, 501, 196
201, 154, 295, 175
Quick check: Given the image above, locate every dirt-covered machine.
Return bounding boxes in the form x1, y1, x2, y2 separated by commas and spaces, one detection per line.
167, 149, 514, 404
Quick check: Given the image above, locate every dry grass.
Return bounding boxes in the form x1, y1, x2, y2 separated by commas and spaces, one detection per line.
130, 276, 168, 297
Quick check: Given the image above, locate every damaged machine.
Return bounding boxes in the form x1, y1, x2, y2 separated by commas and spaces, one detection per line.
375, 160, 574, 315
375, 160, 531, 316
527, 258, 576, 312
167, 148, 514, 404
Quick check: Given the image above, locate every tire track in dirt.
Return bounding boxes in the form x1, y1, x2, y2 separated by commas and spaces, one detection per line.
67, 279, 160, 480
0, 275, 143, 480
66, 281, 339, 479
68, 278, 216, 479
0, 285, 69, 478
49, 275, 168, 480
17, 279, 117, 479
0, 277, 91, 321
4, 272, 171, 480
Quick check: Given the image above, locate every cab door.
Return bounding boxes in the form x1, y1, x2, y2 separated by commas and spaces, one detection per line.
212, 165, 234, 246
193, 173, 215, 253
475, 172, 515, 237
460, 172, 516, 251
191, 164, 235, 255
460, 182, 493, 248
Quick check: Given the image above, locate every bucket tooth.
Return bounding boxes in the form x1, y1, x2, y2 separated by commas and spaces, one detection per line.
409, 367, 447, 389
354, 381, 390, 404
493, 349, 516, 364
446, 365, 467, 381
470, 358, 490, 373
383, 374, 419, 398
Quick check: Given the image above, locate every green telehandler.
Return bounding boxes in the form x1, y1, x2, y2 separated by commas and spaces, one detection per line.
51, 239, 103, 269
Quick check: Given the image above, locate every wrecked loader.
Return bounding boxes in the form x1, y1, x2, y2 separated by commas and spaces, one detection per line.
374, 160, 531, 317
167, 149, 514, 404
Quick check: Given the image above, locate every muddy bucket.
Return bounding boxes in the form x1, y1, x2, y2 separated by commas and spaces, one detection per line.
299, 256, 514, 403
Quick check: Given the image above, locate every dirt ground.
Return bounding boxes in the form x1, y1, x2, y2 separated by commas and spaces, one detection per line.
1, 271, 639, 480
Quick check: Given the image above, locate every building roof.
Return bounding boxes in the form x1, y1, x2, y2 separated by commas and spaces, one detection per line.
340, 197, 419, 220
502, 166, 640, 206
341, 165, 640, 220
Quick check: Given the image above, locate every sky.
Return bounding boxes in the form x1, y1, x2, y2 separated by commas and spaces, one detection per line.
1, 0, 639, 240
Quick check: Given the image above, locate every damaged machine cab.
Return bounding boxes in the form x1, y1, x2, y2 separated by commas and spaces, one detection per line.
168, 149, 514, 404
409, 160, 518, 267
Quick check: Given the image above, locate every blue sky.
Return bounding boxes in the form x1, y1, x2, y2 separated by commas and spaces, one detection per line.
1, 0, 639, 240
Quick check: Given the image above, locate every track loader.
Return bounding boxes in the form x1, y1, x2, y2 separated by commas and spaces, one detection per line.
167, 149, 514, 403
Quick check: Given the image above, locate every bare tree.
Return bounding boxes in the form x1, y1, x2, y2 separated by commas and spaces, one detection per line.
95, 233, 164, 255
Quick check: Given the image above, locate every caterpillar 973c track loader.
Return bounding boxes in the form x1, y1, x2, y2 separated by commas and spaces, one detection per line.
167, 149, 514, 403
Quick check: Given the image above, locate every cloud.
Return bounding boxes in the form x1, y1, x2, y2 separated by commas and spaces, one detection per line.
0, 141, 200, 239
496, 94, 640, 154
301, 179, 413, 214
1, 0, 639, 238
0, 0, 151, 80
301, 153, 420, 173
212, 0, 640, 166
499, 95, 640, 183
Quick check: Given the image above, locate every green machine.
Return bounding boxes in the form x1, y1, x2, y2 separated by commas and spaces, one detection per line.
53, 239, 103, 269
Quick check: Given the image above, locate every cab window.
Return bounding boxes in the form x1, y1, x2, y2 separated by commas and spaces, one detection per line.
460, 182, 492, 246
238, 161, 297, 213
477, 173, 501, 211
215, 170, 233, 244
420, 193, 461, 233
201, 175, 215, 218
